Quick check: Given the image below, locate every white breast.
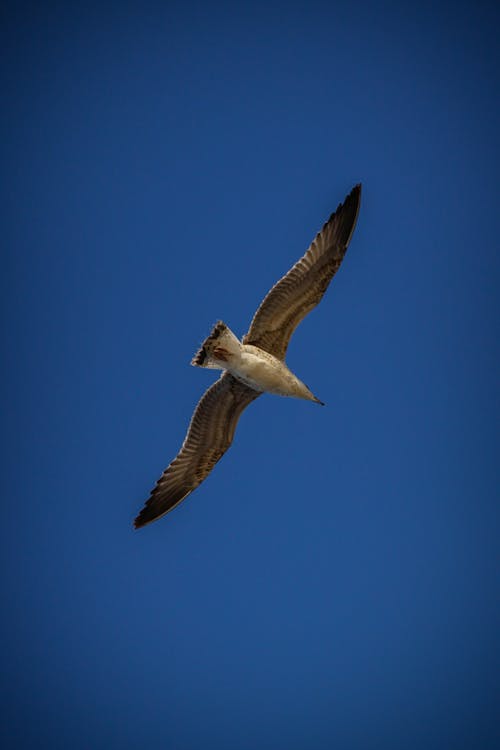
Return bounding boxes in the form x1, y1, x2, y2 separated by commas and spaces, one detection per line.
228, 345, 304, 397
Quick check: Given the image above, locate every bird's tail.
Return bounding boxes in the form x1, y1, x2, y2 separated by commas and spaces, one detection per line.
191, 321, 242, 369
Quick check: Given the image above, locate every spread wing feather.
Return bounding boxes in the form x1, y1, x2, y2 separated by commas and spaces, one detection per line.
243, 184, 361, 360
134, 372, 261, 528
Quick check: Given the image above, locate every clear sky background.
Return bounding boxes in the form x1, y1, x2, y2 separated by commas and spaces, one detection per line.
2, 2, 499, 748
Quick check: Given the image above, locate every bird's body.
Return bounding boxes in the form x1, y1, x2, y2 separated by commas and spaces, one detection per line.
234, 343, 322, 402
134, 185, 362, 528
191, 320, 322, 403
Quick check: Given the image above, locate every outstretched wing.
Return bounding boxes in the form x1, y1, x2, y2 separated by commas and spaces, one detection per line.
134, 373, 261, 528
243, 184, 361, 360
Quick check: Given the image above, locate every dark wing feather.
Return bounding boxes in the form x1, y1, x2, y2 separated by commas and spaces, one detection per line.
134, 373, 261, 528
243, 184, 361, 360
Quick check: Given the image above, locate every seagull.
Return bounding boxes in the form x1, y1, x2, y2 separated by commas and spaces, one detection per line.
134, 184, 361, 528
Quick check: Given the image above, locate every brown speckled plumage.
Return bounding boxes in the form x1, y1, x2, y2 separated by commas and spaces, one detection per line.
134, 373, 260, 528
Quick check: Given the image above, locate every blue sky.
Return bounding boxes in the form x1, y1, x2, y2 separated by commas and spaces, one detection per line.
2, 2, 499, 748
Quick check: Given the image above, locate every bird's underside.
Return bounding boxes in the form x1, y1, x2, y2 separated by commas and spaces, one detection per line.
134, 184, 361, 528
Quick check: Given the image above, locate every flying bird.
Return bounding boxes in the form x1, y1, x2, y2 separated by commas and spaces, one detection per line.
134, 185, 361, 528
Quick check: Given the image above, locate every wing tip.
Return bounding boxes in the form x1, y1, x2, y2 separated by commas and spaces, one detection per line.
345, 182, 362, 211
133, 507, 152, 529
134, 485, 196, 529
327, 182, 362, 246
349, 182, 362, 222
327, 183, 361, 223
